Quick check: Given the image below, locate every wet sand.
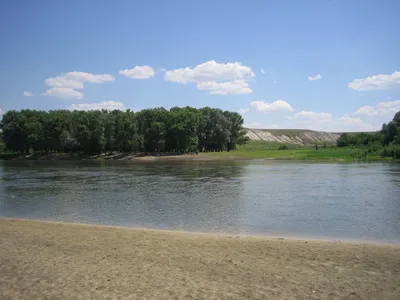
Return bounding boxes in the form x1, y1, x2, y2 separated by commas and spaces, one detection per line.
0, 219, 399, 299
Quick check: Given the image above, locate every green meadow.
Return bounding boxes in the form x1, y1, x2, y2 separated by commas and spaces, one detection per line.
201, 140, 394, 161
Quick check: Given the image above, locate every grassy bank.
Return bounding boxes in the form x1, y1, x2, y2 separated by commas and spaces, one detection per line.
1, 141, 398, 162
1, 219, 399, 299
202, 141, 397, 161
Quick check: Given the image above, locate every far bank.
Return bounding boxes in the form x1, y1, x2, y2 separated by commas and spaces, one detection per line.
1, 147, 398, 162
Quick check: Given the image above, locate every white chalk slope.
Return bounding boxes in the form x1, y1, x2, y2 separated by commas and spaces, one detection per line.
245, 129, 340, 145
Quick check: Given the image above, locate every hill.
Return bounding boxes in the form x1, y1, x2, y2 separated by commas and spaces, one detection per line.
245, 128, 340, 145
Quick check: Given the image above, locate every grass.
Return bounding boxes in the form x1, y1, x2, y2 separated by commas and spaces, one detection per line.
201, 141, 397, 161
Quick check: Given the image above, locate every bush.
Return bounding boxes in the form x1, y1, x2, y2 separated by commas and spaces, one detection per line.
279, 145, 288, 150
350, 149, 368, 160
382, 145, 400, 159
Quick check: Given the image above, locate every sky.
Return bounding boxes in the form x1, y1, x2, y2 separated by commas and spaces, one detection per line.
0, 0, 399, 132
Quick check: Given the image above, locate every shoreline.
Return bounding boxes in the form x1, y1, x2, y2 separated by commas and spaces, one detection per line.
0, 152, 397, 162
1, 218, 399, 299
1, 217, 397, 246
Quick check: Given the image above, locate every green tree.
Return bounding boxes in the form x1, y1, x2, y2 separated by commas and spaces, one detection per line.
0, 106, 249, 156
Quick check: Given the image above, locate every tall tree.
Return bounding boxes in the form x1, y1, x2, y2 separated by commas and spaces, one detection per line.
0, 106, 248, 155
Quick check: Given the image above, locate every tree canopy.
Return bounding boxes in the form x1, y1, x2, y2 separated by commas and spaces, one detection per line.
0, 107, 248, 154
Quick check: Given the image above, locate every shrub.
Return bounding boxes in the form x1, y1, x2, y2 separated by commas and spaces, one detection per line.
382, 145, 400, 159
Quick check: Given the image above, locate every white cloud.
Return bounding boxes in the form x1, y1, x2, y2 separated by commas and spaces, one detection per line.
336, 115, 376, 132
288, 111, 376, 132
0, 108, 3, 116
308, 74, 322, 81
238, 108, 250, 114
355, 106, 375, 116
43, 71, 114, 99
45, 76, 84, 89
119, 66, 155, 79
348, 71, 400, 91
289, 111, 332, 121
339, 115, 369, 127
243, 122, 261, 129
164, 60, 255, 95
250, 100, 293, 113
68, 101, 126, 111
260, 68, 265, 74
66, 72, 114, 83
354, 101, 400, 116
45, 72, 114, 89
42, 88, 84, 99
197, 80, 252, 95
23, 91, 34, 97
165, 60, 255, 84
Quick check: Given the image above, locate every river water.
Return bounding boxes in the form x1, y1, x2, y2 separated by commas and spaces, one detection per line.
0, 160, 399, 243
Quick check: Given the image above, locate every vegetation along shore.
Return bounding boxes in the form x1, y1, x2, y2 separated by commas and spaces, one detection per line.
0, 108, 399, 161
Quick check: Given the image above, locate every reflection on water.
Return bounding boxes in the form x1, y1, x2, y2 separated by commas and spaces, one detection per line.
0, 160, 399, 243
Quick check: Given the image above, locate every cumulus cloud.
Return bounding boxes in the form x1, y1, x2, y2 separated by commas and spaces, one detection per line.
250, 100, 293, 113
354, 101, 400, 116
45, 76, 84, 89
68, 101, 126, 111
165, 60, 255, 83
238, 108, 250, 114
45, 72, 113, 88
289, 111, 332, 121
164, 60, 255, 95
43, 71, 114, 99
42, 88, 84, 99
308, 74, 322, 81
337, 115, 377, 131
66, 72, 114, 83
197, 80, 252, 95
23, 91, 34, 97
260, 68, 265, 74
288, 111, 376, 132
339, 115, 371, 128
348, 71, 400, 91
119, 66, 155, 79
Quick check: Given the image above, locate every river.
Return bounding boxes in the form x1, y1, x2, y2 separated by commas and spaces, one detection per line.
0, 160, 399, 243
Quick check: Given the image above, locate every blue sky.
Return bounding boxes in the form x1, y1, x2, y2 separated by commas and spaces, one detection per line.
1, 0, 399, 131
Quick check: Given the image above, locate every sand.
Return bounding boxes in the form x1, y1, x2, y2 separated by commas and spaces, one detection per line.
0, 219, 399, 300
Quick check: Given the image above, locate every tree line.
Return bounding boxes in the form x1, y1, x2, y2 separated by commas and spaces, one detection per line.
0, 107, 249, 155
336, 111, 400, 159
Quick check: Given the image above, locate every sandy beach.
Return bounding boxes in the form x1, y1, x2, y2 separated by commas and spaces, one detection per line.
0, 219, 399, 300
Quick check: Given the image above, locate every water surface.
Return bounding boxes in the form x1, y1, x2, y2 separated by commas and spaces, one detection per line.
0, 160, 399, 243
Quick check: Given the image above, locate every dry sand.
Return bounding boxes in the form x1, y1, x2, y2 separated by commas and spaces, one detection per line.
0, 219, 399, 300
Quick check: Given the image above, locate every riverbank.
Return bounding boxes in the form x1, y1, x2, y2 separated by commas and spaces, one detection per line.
0, 150, 398, 162
1, 219, 399, 299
